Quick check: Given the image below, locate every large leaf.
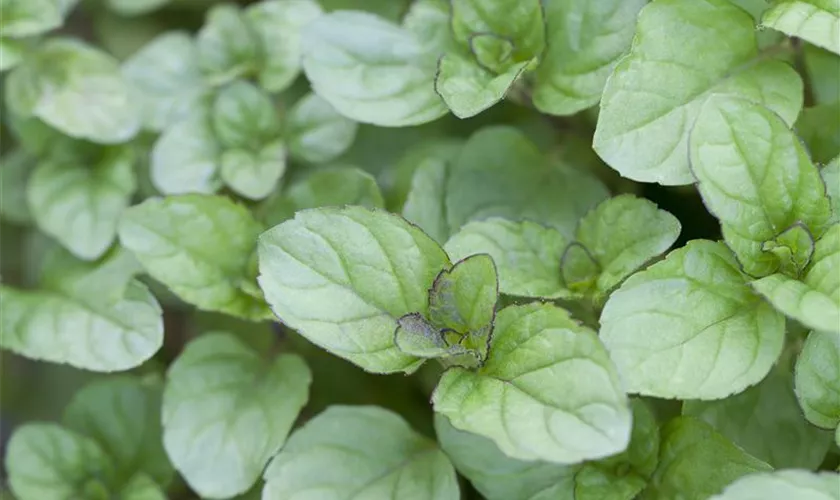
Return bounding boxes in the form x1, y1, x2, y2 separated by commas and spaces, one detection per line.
163, 333, 311, 498
262, 406, 459, 499
690, 97, 832, 277
795, 330, 840, 430
593, 0, 803, 185
533, 0, 646, 116
762, 0, 840, 55
286, 92, 358, 164
118, 195, 271, 320
258, 206, 450, 373
301, 11, 448, 126
710, 470, 840, 500
600, 240, 786, 399
433, 303, 631, 464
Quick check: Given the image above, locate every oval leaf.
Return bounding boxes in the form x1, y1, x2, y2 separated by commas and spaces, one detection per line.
710, 470, 840, 500
795, 330, 840, 429
762, 1, 840, 55
286, 92, 358, 164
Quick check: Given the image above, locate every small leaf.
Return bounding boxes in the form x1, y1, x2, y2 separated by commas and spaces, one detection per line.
64, 376, 173, 486
795, 330, 840, 429
710, 470, 840, 500
683, 366, 833, 469
533, 0, 647, 116
644, 417, 772, 500
797, 102, 840, 164
301, 11, 448, 126
122, 32, 207, 132
394, 313, 457, 358
823, 157, 839, 226
576, 194, 681, 294
762, 0, 840, 55
433, 303, 632, 464
600, 240, 786, 399
28, 145, 136, 260
450, 0, 545, 62
257, 206, 450, 373
445, 218, 569, 299
690, 97, 832, 277
560, 243, 600, 295
245, 0, 323, 93
262, 406, 460, 500
196, 4, 261, 85
428, 253, 497, 335
151, 110, 221, 195
163, 333, 311, 498
761, 223, 816, 277
0, 0, 77, 38
106, 0, 168, 17
118, 194, 271, 320
212, 80, 280, 150
593, 0, 803, 185
6, 38, 141, 144
286, 92, 358, 164
220, 141, 286, 201
751, 224, 840, 335
401, 143, 462, 243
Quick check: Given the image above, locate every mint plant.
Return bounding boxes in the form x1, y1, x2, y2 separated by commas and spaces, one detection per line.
1, 0, 839, 499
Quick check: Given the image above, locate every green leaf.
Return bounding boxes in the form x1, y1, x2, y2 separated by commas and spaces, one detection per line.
760, 223, 816, 277
163, 333, 311, 498
450, 0, 545, 61
262, 405, 460, 499
576, 194, 681, 295
797, 102, 840, 164
394, 313, 467, 359
643, 417, 772, 500
533, 0, 646, 116
63, 376, 173, 486
220, 141, 286, 201
600, 240, 786, 399
762, 0, 840, 55
435, 50, 531, 118
804, 43, 840, 104
751, 224, 840, 334
301, 11, 448, 126
6, 38, 141, 144
196, 4, 261, 85
593, 0, 803, 185
709, 470, 840, 500
683, 366, 833, 469
0, 36, 27, 72
400, 142, 462, 243
823, 157, 839, 225
28, 145, 136, 261
690, 97, 832, 277
445, 218, 570, 299
122, 32, 208, 132
118, 194, 271, 320
6, 424, 116, 500
257, 206, 450, 373
433, 303, 631, 463
212, 80, 280, 150
0, 252, 163, 371
106, 0, 168, 17
446, 126, 609, 239
795, 330, 840, 429
286, 92, 358, 164
428, 253, 497, 336
244, 0, 323, 93
0, 0, 77, 38
0, 150, 34, 224
560, 243, 600, 296
151, 110, 221, 195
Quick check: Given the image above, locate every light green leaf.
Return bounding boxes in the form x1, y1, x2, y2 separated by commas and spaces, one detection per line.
710, 470, 840, 500
797, 102, 840, 164
394, 313, 465, 359
0, 251, 163, 371
761, 223, 817, 277
559, 243, 600, 296
433, 303, 632, 464
643, 417, 772, 500
118, 194, 271, 320
286, 92, 358, 164
533, 0, 646, 116
600, 240, 786, 399
262, 405, 460, 500
106, 0, 168, 16
6, 424, 116, 500
220, 141, 286, 201
151, 110, 221, 195
447, 126, 609, 239
400, 142, 462, 243
301, 11, 448, 126
6, 38, 141, 144
196, 4, 261, 85
0, 37, 27, 72
751, 224, 840, 334
257, 206, 450, 373
245, 0, 323, 92
122, 32, 207, 132
28, 145, 136, 261
0, 0, 77, 38
212, 80, 280, 150
163, 333, 311, 498
64, 377, 173, 486
576, 194, 681, 295
0, 150, 34, 224
795, 329, 840, 430
118, 474, 167, 500
450, 0, 545, 61
690, 97, 832, 277
435, 50, 531, 118
823, 157, 839, 225
428, 253, 497, 335
445, 218, 570, 299
762, 0, 840, 55
683, 366, 833, 469
593, 0, 803, 185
